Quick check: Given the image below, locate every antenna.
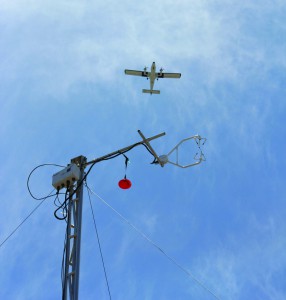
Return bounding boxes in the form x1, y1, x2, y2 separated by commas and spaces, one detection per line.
49, 130, 206, 300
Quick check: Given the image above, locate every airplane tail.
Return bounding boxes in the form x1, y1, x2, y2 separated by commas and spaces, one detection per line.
142, 89, 160, 95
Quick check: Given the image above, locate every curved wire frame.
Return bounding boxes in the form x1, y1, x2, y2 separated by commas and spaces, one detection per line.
165, 135, 206, 168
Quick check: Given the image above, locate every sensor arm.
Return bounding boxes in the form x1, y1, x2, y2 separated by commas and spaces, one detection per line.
85, 130, 166, 167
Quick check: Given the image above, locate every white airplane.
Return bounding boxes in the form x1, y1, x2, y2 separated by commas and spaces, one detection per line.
124, 62, 181, 95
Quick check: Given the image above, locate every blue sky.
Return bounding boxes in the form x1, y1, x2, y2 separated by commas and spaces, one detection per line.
0, 1, 286, 299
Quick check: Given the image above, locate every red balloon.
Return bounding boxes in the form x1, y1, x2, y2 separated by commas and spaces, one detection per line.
118, 178, 132, 189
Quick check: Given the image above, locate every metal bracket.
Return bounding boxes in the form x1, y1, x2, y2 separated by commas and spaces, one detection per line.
138, 130, 165, 167
71, 156, 87, 169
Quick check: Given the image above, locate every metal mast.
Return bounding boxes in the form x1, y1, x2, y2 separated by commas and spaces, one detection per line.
62, 155, 86, 300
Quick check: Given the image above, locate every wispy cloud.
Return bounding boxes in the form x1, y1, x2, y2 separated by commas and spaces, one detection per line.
191, 215, 286, 299
0, 1, 285, 299
1, 1, 285, 100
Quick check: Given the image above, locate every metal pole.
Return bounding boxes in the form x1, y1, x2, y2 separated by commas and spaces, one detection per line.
72, 157, 86, 299
63, 186, 73, 300
63, 156, 86, 300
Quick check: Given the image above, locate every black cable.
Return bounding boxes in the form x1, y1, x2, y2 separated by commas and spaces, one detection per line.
61, 221, 69, 300
27, 163, 65, 200
75, 141, 156, 195
54, 189, 69, 220
102, 142, 155, 162
63, 141, 156, 207
140, 142, 156, 157
85, 182, 112, 300
0, 190, 54, 249
60, 161, 96, 206
53, 162, 93, 222
53, 193, 61, 208
30, 142, 157, 222
28, 142, 156, 203
61, 230, 67, 295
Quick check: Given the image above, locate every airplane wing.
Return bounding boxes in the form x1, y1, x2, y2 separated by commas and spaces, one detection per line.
156, 72, 181, 79
125, 69, 150, 77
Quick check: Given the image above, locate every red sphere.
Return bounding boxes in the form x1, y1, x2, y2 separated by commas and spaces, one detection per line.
118, 178, 132, 189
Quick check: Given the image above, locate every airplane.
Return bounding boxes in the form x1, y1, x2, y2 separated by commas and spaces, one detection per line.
124, 62, 181, 95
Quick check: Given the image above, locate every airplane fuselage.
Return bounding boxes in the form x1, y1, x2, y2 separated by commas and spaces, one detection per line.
124, 61, 181, 95
149, 62, 156, 91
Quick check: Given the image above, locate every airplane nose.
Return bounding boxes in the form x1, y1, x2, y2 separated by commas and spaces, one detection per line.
153, 62, 155, 63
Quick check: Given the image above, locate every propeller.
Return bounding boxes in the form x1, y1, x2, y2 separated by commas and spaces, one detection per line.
144, 66, 148, 80
157, 67, 164, 80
